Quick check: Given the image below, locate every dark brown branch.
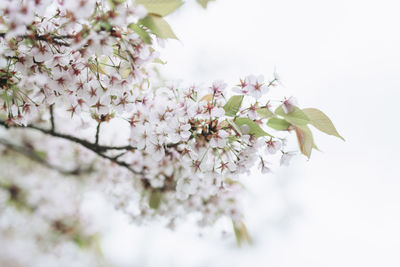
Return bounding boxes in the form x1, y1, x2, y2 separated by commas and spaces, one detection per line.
97, 144, 135, 150
113, 151, 128, 160
0, 119, 141, 175
0, 138, 93, 176
0, 119, 136, 151
94, 150, 138, 174
0, 32, 72, 46
0, 120, 104, 151
0, 118, 186, 176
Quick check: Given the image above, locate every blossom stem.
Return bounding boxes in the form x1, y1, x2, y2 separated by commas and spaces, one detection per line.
50, 105, 55, 133
95, 121, 101, 145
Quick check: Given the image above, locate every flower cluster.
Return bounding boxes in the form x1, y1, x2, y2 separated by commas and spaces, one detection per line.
0, 0, 306, 234
86, 75, 301, 229
0, 0, 302, 226
0, 0, 155, 125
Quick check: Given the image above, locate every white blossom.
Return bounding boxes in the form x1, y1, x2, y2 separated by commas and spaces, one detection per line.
266, 139, 282, 154
282, 96, 298, 114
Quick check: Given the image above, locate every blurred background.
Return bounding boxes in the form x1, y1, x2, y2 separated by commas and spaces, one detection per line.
95, 0, 400, 266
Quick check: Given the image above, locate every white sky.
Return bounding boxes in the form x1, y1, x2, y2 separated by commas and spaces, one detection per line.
100, 0, 400, 266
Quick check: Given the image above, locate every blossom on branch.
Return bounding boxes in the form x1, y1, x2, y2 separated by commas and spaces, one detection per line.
0, 0, 343, 264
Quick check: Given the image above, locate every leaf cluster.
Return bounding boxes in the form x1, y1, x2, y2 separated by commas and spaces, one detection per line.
223, 95, 344, 158
128, 0, 183, 44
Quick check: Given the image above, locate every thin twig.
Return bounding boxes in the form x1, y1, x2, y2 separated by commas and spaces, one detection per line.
113, 151, 128, 160
50, 105, 55, 133
95, 121, 101, 145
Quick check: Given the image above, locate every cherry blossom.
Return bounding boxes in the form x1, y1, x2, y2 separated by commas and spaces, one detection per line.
266, 139, 282, 154
282, 96, 298, 114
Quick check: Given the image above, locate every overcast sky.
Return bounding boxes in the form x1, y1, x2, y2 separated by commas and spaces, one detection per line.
101, 0, 400, 266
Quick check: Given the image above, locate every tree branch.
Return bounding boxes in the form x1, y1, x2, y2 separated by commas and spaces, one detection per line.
0, 118, 184, 176
0, 138, 93, 176
0, 119, 142, 175
0, 32, 72, 46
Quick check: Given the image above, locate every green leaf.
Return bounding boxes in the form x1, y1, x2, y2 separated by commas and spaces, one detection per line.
139, 15, 178, 39
275, 105, 310, 126
107, 0, 115, 9
128, 23, 152, 44
149, 190, 162, 209
153, 58, 167, 64
257, 107, 273, 119
313, 142, 321, 151
232, 220, 252, 246
266, 117, 290, 131
98, 20, 112, 31
89, 62, 107, 75
34, 150, 47, 161
223, 95, 244, 117
294, 125, 316, 159
107, 0, 127, 8
234, 117, 271, 138
227, 119, 242, 136
196, 0, 216, 9
136, 0, 184, 17
73, 233, 91, 249
302, 108, 345, 141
